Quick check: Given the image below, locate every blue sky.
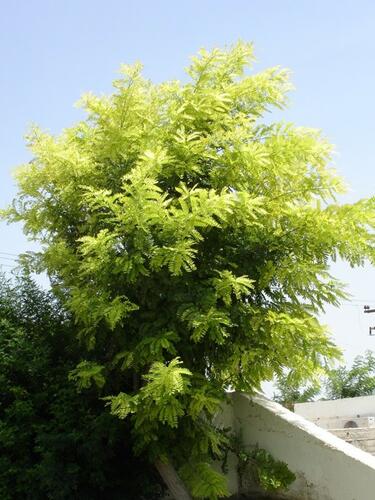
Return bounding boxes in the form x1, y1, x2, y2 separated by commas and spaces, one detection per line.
1, 0, 375, 364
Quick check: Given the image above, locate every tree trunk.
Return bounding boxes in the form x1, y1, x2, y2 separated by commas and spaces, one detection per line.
155, 458, 192, 500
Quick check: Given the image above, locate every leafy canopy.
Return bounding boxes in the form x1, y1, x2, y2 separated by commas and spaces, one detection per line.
274, 350, 375, 409
325, 350, 375, 400
273, 374, 321, 411
5, 42, 375, 498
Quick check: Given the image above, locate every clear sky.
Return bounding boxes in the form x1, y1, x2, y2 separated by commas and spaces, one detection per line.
1, 0, 375, 365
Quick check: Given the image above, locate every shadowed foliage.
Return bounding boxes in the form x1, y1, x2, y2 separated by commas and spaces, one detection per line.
0, 274, 163, 499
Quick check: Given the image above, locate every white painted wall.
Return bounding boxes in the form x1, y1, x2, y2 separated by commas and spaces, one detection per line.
295, 394, 375, 421
298, 415, 375, 431
217, 393, 375, 499
332, 427, 375, 455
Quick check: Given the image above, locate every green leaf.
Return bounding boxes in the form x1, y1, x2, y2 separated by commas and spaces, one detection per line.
180, 462, 229, 500
104, 392, 138, 419
69, 361, 106, 390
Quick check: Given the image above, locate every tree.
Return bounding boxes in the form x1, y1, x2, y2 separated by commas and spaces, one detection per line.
273, 374, 321, 411
325, 350, 375, 400
4, 42, 375, 498
0, 274, 164, 499
274, 351, 375, 409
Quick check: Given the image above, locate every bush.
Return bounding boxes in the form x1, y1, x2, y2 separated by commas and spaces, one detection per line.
0, 274, 163, 499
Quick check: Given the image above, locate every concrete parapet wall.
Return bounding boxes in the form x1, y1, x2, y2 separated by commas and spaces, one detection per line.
303, 415, 375, 430
295, 394, 375, 421
219, 392, 375, 499
331, 427, 375, 455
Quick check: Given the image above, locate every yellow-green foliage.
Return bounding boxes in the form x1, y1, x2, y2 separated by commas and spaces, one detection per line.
5, 42, 375, 498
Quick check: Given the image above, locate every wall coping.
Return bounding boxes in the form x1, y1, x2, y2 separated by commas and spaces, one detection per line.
235, 392, 375, 471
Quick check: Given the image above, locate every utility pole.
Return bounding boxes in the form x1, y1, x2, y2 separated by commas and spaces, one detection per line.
364, 306, 375, 335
